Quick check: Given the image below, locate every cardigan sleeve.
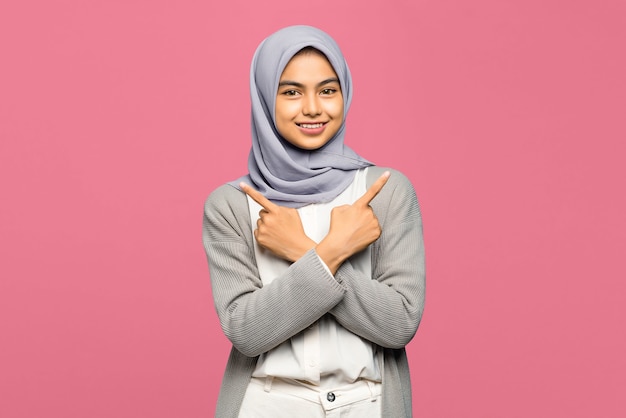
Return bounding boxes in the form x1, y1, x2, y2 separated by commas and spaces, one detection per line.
329, 167, 426, 349
203, 184, 346, 357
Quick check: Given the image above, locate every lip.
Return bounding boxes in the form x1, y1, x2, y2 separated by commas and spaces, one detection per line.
296, 121, 327, 135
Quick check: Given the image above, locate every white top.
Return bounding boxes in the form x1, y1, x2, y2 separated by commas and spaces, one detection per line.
246, 168, 382, 388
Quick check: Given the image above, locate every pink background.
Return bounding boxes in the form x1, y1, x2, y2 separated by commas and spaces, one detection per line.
1, 1, 625, 417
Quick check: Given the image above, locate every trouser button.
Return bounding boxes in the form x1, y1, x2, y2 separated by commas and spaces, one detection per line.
327, 392, 336, 402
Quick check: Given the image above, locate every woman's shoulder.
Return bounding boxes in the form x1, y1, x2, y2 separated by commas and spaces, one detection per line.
203, 183, 252, 242
206, 182, 244, 201
204, 183, 248, 218
366, 166, 415, 191
366, 166, 421, 222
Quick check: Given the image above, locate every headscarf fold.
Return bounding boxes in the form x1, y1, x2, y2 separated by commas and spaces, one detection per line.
231, 25, 372, 208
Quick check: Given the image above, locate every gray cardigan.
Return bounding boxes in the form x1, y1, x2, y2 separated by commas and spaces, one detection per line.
202, 166, 425, 417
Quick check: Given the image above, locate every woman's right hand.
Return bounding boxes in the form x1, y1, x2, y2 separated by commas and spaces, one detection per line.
316, 171, 390, 274
240, 182, 317, 262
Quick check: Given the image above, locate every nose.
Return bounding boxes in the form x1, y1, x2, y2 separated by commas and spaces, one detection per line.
302, 94, 322, 116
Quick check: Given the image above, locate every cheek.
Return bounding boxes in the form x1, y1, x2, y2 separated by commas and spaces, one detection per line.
274, 106, 295, 136
275, 101, 300, 121
329, 101, 344, 120
274, 118, 288, 138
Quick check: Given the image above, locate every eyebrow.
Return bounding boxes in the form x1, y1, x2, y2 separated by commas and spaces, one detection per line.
278, 77, 340, 89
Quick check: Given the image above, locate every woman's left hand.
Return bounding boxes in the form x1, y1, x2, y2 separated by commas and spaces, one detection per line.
315, 171, 390, 274
240, 183, 316, 262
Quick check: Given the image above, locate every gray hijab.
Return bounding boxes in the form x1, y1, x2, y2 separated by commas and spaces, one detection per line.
231, 25, 372, 208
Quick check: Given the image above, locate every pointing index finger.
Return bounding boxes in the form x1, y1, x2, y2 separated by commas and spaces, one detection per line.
240, 182, 277, 211
355, 171, 390, 207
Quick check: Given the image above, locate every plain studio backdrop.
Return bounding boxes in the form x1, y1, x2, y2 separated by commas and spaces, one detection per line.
1, 1, 624, 417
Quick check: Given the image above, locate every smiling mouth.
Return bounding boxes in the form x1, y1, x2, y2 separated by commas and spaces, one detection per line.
297, 122, 325, 129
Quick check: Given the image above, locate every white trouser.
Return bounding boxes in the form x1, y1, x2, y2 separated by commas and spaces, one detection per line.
238, 376, 382, 418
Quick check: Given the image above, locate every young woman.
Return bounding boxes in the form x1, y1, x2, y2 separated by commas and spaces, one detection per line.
203, 25, 425, 418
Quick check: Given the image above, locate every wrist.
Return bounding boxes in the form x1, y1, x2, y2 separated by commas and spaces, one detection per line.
286, 237, 317, 262
315, 237, 348, 275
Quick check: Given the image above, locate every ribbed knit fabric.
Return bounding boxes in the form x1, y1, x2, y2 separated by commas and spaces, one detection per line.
202, 166, 425, 417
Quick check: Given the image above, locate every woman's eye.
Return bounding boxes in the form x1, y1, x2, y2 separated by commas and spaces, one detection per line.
320, 88, 336, 95
283, 90, 299, 96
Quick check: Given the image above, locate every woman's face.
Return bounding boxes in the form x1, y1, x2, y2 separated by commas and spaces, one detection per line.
275, 51, 344, 150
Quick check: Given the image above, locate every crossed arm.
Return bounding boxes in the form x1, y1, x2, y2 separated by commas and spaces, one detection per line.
203, 169, 425, 356
239, 171, 390, 275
